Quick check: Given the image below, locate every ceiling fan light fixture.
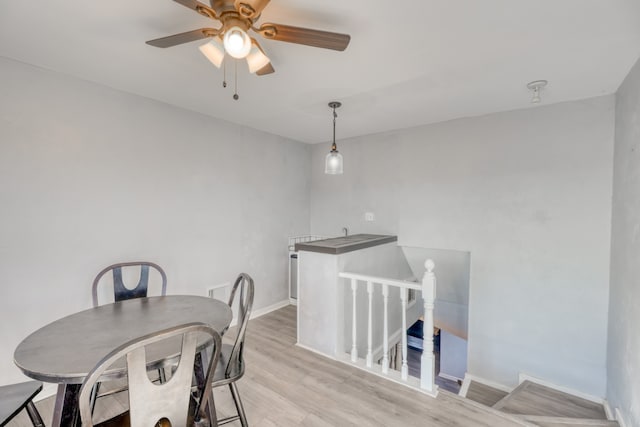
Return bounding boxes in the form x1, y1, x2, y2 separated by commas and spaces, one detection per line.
223, 26, 251, 59
246, 41, 270, 73
198, 37, 225, 68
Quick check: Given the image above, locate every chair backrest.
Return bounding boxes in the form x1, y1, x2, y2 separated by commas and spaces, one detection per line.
78, 323, 221, 427
226, 273, 255, 377
92, 262, 167, 307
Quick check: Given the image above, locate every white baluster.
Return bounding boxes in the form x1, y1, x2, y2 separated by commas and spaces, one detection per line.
351, 278, 358, 362
366, 281, 373, 368
400, 287, 408, 380
382, 283, 389, 374
420, 259, 437, 392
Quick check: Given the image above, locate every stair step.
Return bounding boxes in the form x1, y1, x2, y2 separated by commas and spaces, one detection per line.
521, 415, 619, 426
493, 381, 607, 420
464, 380, 509, 407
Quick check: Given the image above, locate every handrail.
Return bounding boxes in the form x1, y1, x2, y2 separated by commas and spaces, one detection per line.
338, 272, 422, 291
338, 259, 438, 396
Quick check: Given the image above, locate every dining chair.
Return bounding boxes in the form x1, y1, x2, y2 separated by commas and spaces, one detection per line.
0, 381, 45, 427
92, 261, 167, 307
90, 261, 169, 409
211, 273, 254, 427
79, 323, 222, 427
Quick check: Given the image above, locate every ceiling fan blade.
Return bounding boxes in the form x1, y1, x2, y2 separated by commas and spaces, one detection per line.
256, 62, 275, 76
173, 0, 217, 19
235, 0, 271, 18
257, 23, 350, 51
146, 28, 219, 48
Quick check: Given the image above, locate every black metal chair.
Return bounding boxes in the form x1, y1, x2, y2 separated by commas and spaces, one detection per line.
78, 323, 222, 427
0, 381, 45, 427
211, 273, 254, 427
92, 261, 167, 307
90, 262, 169, 409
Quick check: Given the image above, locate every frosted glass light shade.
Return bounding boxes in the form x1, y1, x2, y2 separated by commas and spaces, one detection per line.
246, 42, 270, 73
223, 26, 251, 59
325, 150, 343, 174
198, 37, 225, 68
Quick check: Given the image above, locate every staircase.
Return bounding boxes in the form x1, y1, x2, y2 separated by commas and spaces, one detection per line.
462, 380, 618, 427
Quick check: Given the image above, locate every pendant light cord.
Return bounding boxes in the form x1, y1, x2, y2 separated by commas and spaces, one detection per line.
332, 105, 338, 151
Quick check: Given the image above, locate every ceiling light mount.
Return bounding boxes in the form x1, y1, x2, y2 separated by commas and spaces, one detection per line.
527, 80, 548, 104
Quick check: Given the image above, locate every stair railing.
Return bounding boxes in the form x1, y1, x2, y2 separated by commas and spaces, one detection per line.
338, 259, 438, 395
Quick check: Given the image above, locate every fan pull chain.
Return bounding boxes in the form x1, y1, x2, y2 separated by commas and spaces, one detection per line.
222, 58, 227, 88
233, 59, 239, 100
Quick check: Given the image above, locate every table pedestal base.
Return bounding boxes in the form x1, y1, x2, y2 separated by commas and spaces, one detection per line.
52, 383, 81, 427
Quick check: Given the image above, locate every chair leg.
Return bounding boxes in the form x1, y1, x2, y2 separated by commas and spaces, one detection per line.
25, 401, 45, 427
229, 383, 248, 427
158, 367, 167, 384
89, 382, 101, 414
207, 390, 218, 427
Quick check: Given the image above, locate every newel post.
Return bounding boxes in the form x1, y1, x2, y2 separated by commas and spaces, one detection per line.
420, 259, 437, 392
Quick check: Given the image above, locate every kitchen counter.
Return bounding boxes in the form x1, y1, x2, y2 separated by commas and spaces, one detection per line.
294, 234, 397, 255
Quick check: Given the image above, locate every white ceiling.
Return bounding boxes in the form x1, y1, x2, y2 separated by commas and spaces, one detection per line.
1, 0, 640, 143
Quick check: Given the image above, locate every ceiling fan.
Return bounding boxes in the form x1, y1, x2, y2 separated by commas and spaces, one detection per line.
146, 0, 351, 77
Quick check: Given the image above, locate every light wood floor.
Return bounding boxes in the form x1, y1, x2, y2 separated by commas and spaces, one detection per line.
465, 381, 509, 407
8, 305, 529, 426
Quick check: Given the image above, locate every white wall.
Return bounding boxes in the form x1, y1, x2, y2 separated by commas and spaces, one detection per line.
608, 56, 640, 426
440, 330, 468, 382
310, 96, 614, 396
402, 246, 470, 339
0, 57, 310, 385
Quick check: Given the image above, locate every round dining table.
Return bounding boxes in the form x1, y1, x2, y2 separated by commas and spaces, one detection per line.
14, 295, 232, 427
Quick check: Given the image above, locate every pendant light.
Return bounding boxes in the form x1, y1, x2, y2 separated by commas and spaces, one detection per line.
325, 101, 343, 175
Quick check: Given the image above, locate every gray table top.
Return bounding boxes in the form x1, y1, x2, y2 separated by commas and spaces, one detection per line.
14, 295, 232, 384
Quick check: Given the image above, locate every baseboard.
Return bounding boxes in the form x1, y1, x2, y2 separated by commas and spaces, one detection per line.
603, 400, 614, 420
230, 299, 290, 327
459, 375, 471, 397
463, 373, 513, 394
289, 298, 298, 306
614, 408, 629, 427
438, 372, 463, 383
518, 373, 604, 404
295, 343, 337, 360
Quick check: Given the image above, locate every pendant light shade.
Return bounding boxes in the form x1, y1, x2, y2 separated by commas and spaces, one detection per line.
325, 144, 343, 174
246, 40, 271, 73
325, 101, 343, 175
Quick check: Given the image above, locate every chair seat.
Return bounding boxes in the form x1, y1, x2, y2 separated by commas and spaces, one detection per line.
0, 381, 42, 426
211, 344, 245, 386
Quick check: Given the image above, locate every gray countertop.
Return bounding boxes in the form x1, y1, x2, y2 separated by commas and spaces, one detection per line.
294, 234, 397, 255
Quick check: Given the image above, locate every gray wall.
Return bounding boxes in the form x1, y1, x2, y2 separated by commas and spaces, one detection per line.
310, 96, 615, 396
0, 57, 310, 385
608, 56, 640, 426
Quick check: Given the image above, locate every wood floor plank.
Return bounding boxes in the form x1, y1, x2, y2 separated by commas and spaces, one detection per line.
466, 380, 510, 407
494, 381, 607, 420
521, 415, 619, 426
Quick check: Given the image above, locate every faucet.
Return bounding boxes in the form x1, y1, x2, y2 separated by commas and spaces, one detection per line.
342, 227, 349, 236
